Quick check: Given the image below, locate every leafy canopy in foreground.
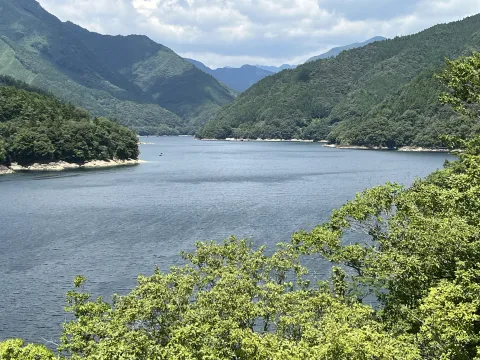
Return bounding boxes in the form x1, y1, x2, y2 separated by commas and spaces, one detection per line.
438, 51, 480, 117
0, 339, 55, 360
3, 53, 480, 359
57, 238, 418, 360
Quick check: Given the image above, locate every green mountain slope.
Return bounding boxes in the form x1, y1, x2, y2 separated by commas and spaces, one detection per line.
199, 15, 480, 147
305, 36, 387, 63
0, 0, 235, 135
0, 76, 138, 166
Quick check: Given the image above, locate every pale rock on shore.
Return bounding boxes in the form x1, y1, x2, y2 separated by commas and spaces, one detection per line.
397, 146, 449, 152
1, 159, 144, 175
201, 138, 320, 143
323, 144, 389, 150
0, 165, 14, 175
9, 161, 80, 171
82, 159, 145, 168
324, 144, 451, 152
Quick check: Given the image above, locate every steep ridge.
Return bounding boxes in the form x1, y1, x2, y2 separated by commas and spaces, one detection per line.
0, 0, 235, 135
198, 15, 480, 147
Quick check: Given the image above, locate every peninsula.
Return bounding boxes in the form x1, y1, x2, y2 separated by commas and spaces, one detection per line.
0, 76, 139, 175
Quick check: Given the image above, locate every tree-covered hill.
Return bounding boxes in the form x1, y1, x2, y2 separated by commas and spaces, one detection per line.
0, 76, 139, 166
305, 36, 387, 63
0, 0, 235, 135
198, 15, 480, 147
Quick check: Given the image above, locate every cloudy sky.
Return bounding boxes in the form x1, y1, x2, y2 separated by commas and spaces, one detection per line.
37, 0, 480, 68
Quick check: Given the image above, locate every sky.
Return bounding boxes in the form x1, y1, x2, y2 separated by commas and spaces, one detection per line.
37, 0, 480, 69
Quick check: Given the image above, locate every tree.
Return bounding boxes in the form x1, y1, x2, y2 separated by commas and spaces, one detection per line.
0, 339, 55, 360
59, 238, 419, 360
10, 129, 55, 165
438, 51, 480, 118
0, 137, 6, 163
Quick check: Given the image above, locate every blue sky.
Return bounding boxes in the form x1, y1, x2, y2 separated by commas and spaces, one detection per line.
37, 0, 480, 68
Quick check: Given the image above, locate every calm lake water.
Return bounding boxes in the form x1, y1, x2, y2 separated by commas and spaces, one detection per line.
0, 137, 454, 344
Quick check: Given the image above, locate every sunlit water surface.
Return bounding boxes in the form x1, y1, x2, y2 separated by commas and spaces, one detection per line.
0, 137, 454, 344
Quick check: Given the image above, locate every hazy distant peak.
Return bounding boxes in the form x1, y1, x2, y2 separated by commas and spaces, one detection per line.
185, 59, 274, 92
305, 36, 387, 63
255, 64, 297, 73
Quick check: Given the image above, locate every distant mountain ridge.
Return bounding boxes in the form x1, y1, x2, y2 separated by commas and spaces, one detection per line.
248, 38, 386, 73
255, 65, 297, 73
198, 15, 480, 148
187, 37, 387, 90
185, 59, 274, 92
306, 36, 387, 63
0, 0, 235, 135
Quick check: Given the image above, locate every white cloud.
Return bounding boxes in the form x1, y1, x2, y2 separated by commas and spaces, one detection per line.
37, 0, 480, 67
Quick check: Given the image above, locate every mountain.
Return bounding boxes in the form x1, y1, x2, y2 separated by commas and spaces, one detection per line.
185, 59, 274, 92
253, 38, 387, 73
306, 36, 387, 63
198, 15, 480, 148
185, 58, 214, 75
0, 0, 235, 135
256, 64, 297, 73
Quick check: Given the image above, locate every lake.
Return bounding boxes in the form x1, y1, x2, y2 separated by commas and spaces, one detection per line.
0, 137, 454, 344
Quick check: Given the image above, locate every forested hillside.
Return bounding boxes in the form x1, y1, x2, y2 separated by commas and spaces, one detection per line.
0, 0, 234, 135
0, 76, 138, 166
199, 15, 480, 147
305, 36, 386, 63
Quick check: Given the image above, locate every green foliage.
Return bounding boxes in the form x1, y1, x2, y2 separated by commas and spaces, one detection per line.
0, 339, 55, 360
292, 136, 480, 359
0, 137, 6, 163
58, 238, 419, 360
418, 266, 480, 359
0, 79, 139, 165
0, 0, 234, 135
199, 15, 480, 146
438, 51, 480, 117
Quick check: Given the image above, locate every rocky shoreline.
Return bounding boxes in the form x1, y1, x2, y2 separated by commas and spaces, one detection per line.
323, 144, 450, 152
199, 138, 327, 143
1, 159, 144, 175
397, 146, 450, 152
198, 139, 450, 151
0, 165, 14, 175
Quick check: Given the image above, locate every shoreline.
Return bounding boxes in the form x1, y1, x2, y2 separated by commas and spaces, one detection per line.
1, 159, 145, 175
196, 138, 450, 152
199, 138, 328, 143
323, 144, 450, 152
